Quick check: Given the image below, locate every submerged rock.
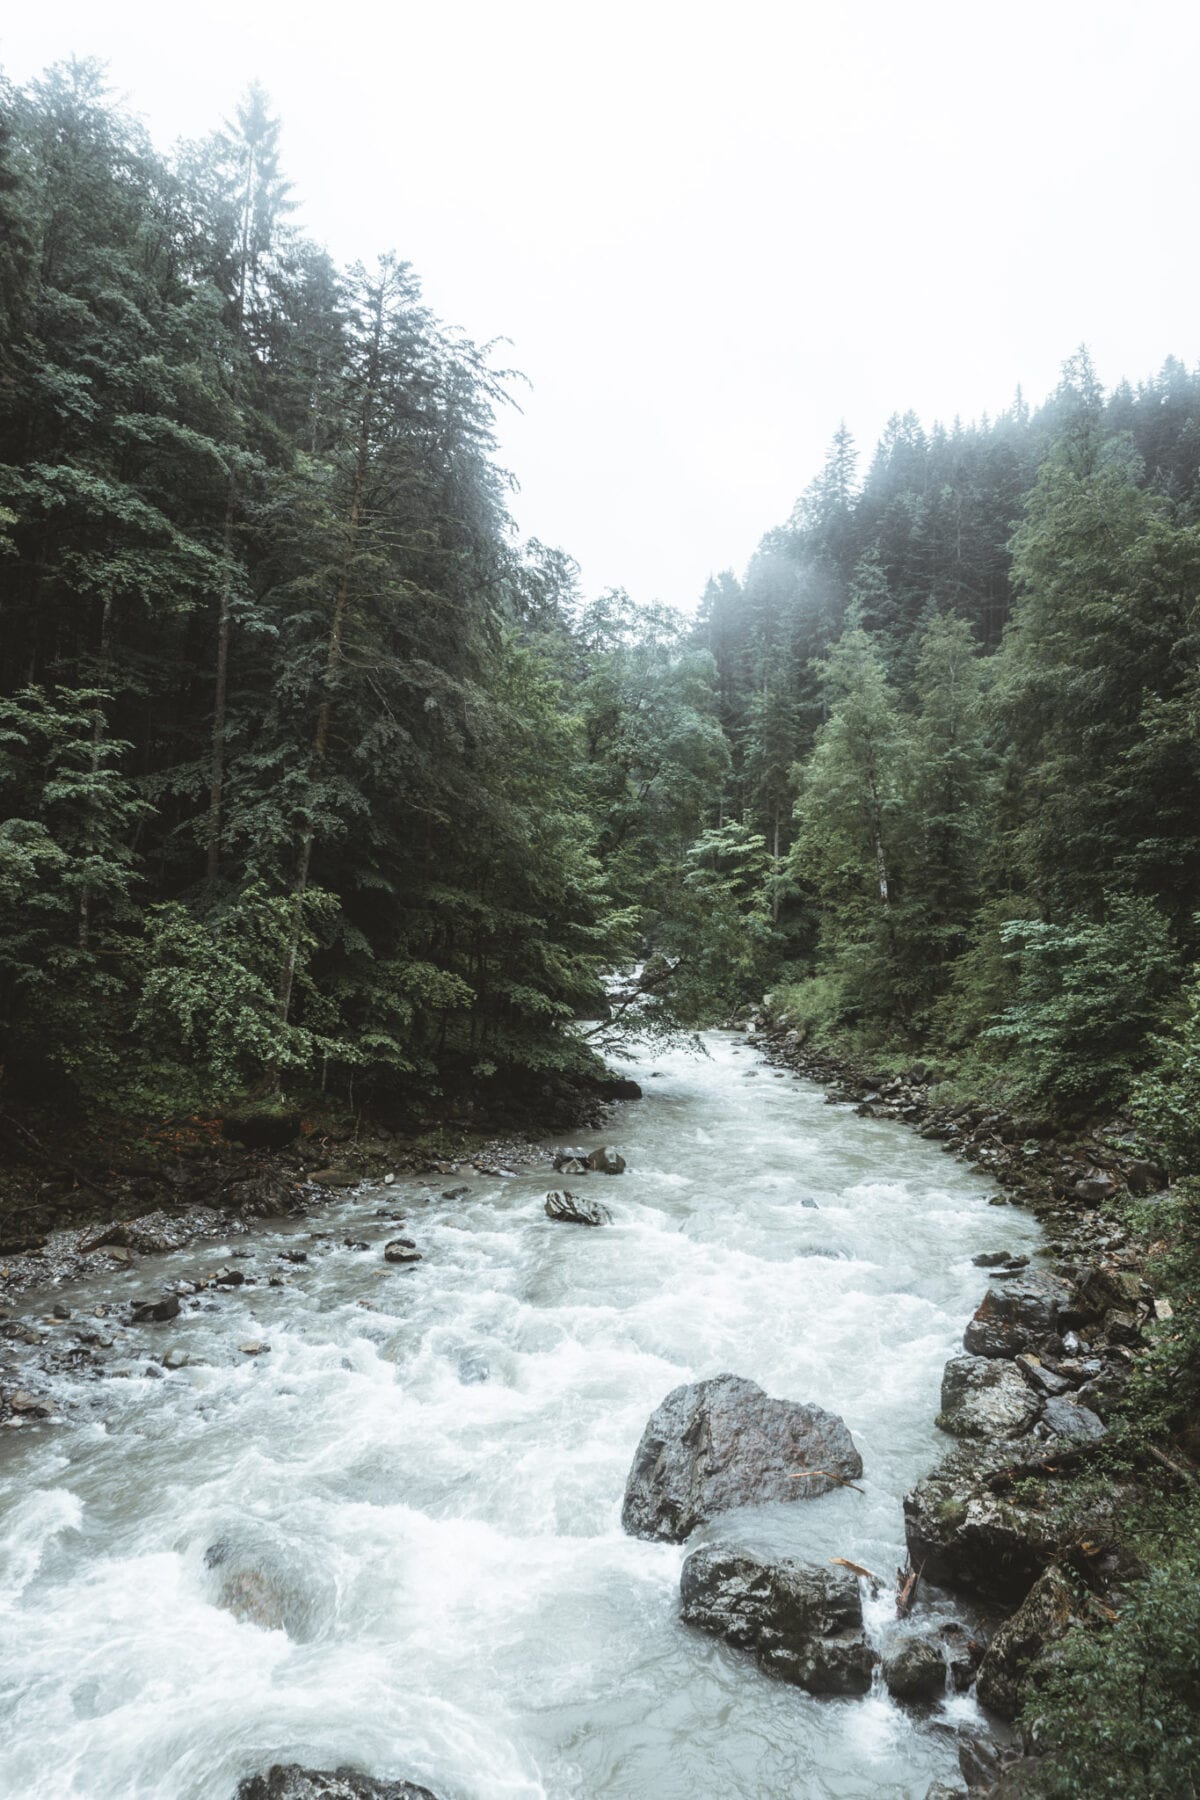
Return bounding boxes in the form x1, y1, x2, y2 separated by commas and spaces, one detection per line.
679, 1545, 875, 1696
236, 1766, 441, 1800
882, 1633, 946, 1702
544, 1190, 612, 1227
130, 1295, 181, 1325
937, 1355, 1041, 1440
622, 1373, 862, 1542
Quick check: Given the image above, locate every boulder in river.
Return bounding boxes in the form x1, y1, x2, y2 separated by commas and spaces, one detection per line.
587, 1146, 626, 1174
236, 1765, 441, 1800
936, 1355, 1041, 1440
622, 1373, 862, 1542
679, 1545, 876, 1696
545, 1190, 612, 1227
881, 1632, 946, 1702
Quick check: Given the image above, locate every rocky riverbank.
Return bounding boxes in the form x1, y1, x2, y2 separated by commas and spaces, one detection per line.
0, 1124, 561, 1429
745, 1004, 1184, 1797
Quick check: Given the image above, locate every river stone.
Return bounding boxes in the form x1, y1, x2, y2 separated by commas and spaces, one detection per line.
236, 1765, 441, 1800
130, 1294, 181, 1325
587, 1146, 626, 1175
963, 1271, 1078, 1358
544, 1190, 612, 1227
384, 1240, 422, 1264
976, 1565, 1086, 1720
882, 1633, 946, 1701
621, 1373, 862, 1542
206, 1531, 335, 1642
679, 1545, 875, 1696
937, 1355, 1042, 1440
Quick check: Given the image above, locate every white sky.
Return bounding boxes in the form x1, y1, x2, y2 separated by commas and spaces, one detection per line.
5, 1, 1199, 610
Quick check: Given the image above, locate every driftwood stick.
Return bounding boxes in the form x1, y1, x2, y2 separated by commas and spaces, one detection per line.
1146, 1443, 1200, 1488
896, 1559, 922, 1618
789, 1467, 866, 1495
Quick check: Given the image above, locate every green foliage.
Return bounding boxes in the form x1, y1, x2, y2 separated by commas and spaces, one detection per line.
1020, 1506, 1200, 1799
1132, 970, 1200, 1174
985, 897, 1179, 1114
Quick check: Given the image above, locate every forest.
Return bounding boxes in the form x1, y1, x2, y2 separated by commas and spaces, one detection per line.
3, 59, 1200, 1799
4, 60, 1200, 1157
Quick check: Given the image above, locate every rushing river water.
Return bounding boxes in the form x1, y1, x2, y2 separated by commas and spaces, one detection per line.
0, 1033, 1041, 1800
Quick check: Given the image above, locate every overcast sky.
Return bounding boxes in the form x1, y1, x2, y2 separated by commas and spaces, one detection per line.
4, 1, 1198, 609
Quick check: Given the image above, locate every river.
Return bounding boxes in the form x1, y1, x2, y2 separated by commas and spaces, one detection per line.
0, 1032, 1040, 1799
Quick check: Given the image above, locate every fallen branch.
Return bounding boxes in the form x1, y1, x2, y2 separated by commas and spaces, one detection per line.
896, 1559, 923, 1618
831, 1556, 882, 1587
789, 1467, 866, 1494
1146, 1443, 1200, 1488
982, 1441, 1106, 1491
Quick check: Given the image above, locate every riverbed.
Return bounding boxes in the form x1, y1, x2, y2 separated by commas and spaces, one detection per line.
0, 1033, 1040, 1799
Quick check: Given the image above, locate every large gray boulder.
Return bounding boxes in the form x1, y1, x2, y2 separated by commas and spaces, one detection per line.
621, 1373, 862, 1542
587, 1146, 626, 1175
236, 1770, 439, 1800
679, 1546, 876, 1696
937, 1355, 1042, 1440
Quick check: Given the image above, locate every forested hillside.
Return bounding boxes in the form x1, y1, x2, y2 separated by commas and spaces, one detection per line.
4, 60, 1200, 1164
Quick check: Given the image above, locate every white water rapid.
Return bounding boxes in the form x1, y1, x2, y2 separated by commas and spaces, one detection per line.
0, 1033, 1040, 1799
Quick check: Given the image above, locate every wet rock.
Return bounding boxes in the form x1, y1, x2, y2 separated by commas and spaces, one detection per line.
441, 1186, 469, 1200
597, 1077, 643, 1101
8, 1390, 49, 1416
544, 1190, 612, 1227
963, 1272, 1078, 1358
280, 1250, 308, 1264
384, 1240, 422, 1265
622, 1373, 862, 1542
343, 1239, 371, 1251
239, 1340, 269, 1356
162, 1348, 189, 1370
976, 1565, 1087, 1720
940, 1620, 986, 1691
924, 1786, 967, 1800
236, 1766, 441, 1800
679, 1546, 875, 1696
1075, 1264, 1149, 1316
904, 1438, 1125, 1604
130, 1295, 181, 1325
552, 1147, 588, 1172
972, 1251, 1014, 1268
881, 1633, 945, 1702
311, 1168, 360, 1188
586, 1146, 626, 1175
937, 1356, 1041, 1440
211, 1267, 246, 1288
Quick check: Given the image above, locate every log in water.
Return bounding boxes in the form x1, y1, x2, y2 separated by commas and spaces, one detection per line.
0, 1034, 1038, 1798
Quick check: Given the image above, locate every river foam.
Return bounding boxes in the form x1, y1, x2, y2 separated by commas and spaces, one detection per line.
0, 1033, 1039, 1798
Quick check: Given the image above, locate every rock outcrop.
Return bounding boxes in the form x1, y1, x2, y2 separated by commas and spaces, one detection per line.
679, 1546, 875, 1696
881, 1633, 946, 1702
975, 1564, 1090, 1720
622, 1373, 862, 1542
